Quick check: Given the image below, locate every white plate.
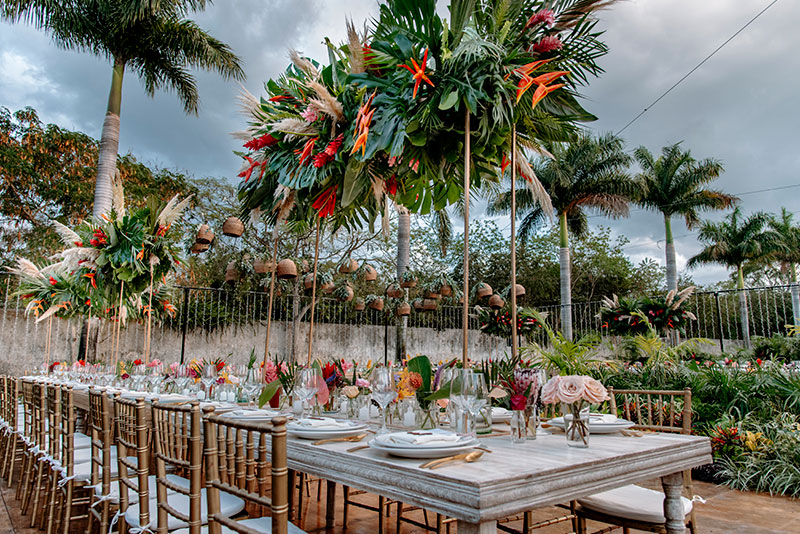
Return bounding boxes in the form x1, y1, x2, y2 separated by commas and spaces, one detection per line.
491, 408, 511, 422
288, 424, 367, 440
547, 415, 635, 434
223, 409, 292, 422
368, 439, 478, 459
288, 419, 365, 432
373, 430, 476, 449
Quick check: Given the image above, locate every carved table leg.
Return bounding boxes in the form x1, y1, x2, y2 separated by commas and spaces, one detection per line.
661, 472, 686, 534
456, 519, 497, 534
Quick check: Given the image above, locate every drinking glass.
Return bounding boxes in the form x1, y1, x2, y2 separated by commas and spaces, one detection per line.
294, 368, 318, 419
201, 364, 217, 399
371, 367, 397, 435
464, 373, 488, 437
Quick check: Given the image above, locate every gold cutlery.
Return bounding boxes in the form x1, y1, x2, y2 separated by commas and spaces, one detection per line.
620, 429, 643, 437
346, 444, 370, 453
419, 450, 483, 469
311, 433, 367, 446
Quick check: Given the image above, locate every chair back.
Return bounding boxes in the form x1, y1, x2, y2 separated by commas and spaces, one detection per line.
203, 410, 289, 534
20, 379, 35, 444
87, 388, 114, 510
58, 385, 79, 477
4, 376, 19, 432
151, 400, 203, 534
114, 395, 151, 528
31, 382, 46, 451
608, 387, 692, 434
45, 383, 61, 462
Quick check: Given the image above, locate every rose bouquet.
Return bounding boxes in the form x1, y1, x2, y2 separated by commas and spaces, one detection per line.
542, 375, 609, 448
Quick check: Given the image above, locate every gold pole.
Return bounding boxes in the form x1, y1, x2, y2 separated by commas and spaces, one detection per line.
262, 230, 280, 369
306, 218, 322, 365
114, 281, 125, 371
462, 111, 471, 368
510, 126, 519, 360
45, 316, 52, 366
144, 268, 154, 364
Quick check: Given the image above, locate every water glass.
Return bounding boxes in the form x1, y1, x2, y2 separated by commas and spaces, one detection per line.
294, 368, 318, 419
371, 367, 397, 435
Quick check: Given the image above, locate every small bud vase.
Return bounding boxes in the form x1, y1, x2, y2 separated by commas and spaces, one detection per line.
561, 401, 590, 448
510, 410, 526, 443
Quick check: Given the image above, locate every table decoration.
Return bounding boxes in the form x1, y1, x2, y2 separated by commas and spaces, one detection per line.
402, 356, 438, 429
499, 367, 545, 443
542, 375, 609, 448
371, 367, 397, 434
369, 429, 478, 459
287, 418, 366, 440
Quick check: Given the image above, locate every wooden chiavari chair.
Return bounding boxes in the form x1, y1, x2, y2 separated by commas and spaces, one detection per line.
16, 378, 36, 504
22, 381, 49, 523
85, 387, 116, 534
150, 401, 245, 533
1, 376, 23, 485
115, 395, 154, 533
574, 388, 698, 534
174, 408, 306, 534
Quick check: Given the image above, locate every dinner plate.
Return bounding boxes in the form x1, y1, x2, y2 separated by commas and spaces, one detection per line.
222, 409, 292, 422
547, 414, 635, 434
368, 439, 478, 459
373, 430, 476, 449
288, 420, 366, 440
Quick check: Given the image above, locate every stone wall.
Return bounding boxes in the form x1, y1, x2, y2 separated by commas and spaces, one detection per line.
0, 308, 507, 375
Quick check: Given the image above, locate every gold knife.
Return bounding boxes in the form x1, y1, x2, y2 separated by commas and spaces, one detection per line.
311, 433, 367, 446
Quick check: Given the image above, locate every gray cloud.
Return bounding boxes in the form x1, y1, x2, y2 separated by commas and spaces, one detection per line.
1, 0, 797, 286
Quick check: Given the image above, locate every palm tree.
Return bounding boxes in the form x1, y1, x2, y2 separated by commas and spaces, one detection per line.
633, 143, 737, 292
766, 208, 800, 325
688, 208, 776, 347
1, 0, 244, 217
490, 133, 634, 340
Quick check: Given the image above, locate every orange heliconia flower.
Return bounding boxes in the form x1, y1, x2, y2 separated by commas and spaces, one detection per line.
83, 272, 97, 289
351, 92, 376, 156
530, 82, 566, 109
296, 137, 319, 166
398, 48, 435, 99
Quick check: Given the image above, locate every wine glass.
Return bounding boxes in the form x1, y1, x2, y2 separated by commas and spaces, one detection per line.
371, 367, 397, 435
294, 368, 318, 419
450, 369, 475, 434
201, 364, 217, 399
463, 373, 488, 437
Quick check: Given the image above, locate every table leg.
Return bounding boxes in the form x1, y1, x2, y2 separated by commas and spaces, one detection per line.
456, 519, 496, 534
661, 472, 686, 534
325, 480, 336, 529
288, 469, 296, 521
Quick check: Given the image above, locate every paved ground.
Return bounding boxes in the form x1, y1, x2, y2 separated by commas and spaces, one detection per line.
1, 476, 798, 533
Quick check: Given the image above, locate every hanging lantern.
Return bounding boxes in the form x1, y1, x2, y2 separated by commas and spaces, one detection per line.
514, 284, 526, 298
339, 258, 359, 274
422, 298, 438, 311
222, 217, 244, 237
196, 224, 214, 244
368, 297, 384, 311
191, 243, 209, 254
277, 259, 297, 279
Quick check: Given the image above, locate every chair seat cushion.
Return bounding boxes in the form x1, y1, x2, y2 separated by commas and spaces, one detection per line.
72, 455, 137, 482
124, 488, 245, 531
171, 516, 306, 534
94, 474, 189, 504
577, 484, 692, 524
73, 433, 92, 449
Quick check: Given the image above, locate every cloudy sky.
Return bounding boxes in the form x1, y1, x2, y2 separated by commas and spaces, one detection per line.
1, 0, 797, 285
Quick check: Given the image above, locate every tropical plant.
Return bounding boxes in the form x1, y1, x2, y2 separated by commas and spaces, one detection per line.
489, 132, 634, 339
1, 0, 244, 217
599, 287, 697, 336
765, 208, 800, 326
476, 305, 544, 340
524, 310, 602, 375
633, 142, 736, 292
688, 208, 777, 347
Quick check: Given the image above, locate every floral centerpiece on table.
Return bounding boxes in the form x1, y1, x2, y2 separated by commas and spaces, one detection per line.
259, 359, 295, 409
542, 375, 609, 448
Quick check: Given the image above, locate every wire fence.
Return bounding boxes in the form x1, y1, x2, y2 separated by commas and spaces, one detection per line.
1, 273, 797, 372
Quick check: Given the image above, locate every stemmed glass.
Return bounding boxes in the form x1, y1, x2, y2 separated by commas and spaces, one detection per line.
294, 368, 319, 419
463, 373, 488, 438
371, 367, 397, 435
450, 369, 476, 434
201, 364, 217, 400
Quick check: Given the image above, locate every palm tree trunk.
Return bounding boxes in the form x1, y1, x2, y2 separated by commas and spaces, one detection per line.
395, 207, 410, 362
559, 212, 573, 341
93, 59, 125, 218
664, 214, 678, 292
790, 263, 800, 327
737, 265, 750, 348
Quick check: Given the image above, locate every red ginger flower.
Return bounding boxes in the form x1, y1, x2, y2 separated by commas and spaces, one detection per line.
49, 277, 57, 285
530, 36, 563, 54
244, 134, 278, 151
312, 186, 337, 218
385, 175, 397, 196
325, 134, 343, 156
526, 10, 555, 28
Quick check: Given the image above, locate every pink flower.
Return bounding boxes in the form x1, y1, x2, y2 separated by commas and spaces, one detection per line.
263, 360, 280, 383
355, 378, 370, 388
146, 359, 162, 368
541, 376, 561, 404
300, 107, 318, 122
557, 376, 586, 404
583, 377, 609, 404
341, 359, 354, 373
510, 394, 527, 411
526, 10, 555, 28
530, 36, 563, 54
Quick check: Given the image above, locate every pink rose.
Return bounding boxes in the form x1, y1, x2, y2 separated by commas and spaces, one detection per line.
583, 377, 609, 404
557, 376, 586, 404
541, 376, 561, 404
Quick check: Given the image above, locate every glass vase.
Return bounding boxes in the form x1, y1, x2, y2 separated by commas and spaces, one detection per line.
476, 405, 492, 435
524, 405, 539, 440
562, 401, 590, 448
418, 402, 439, 430
510, 410, 526, 443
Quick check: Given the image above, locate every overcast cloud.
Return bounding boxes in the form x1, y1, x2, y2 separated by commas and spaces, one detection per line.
1, 0, 797, 286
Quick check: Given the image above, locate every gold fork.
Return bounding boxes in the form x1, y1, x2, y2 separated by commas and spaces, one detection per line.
312, 433, 367, 446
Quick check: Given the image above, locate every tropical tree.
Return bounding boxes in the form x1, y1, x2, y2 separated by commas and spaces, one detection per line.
688, 208, 776, 347
1, 0, 244, 218
633, 142, 737, 292
765, 208, 800, 325
489, 133, 634, 340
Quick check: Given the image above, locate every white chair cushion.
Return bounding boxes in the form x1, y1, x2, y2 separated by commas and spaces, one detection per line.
171, 515, 306, 534
577, 484, 693, 524
94, 474, 189, 504
72, 446, 117, 465
74, 433, 92, 449
124, 489, 245, 531
72, 455, 137, 482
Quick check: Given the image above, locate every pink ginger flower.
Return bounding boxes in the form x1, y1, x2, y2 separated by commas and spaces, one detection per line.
341, 359, 354, 373
526, 10, 555, 28
300, 107, 318, 122
530, 36, 563, 54
263, 360, 280, 383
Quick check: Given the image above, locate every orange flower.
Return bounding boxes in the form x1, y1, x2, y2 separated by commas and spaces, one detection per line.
83, 272, 97, 289
398, 48, 435, 99
504, 59, 551, 80
136, 245, 145, 260
501, 153, 511, 174
296, 137, 318, 166
530, 82, 565, 109
351, 131, 369, 156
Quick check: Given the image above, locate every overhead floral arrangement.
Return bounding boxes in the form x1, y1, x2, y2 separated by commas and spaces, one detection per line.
599, 287, 697, 336
477, 305, 545, 339
11, 186, 189, 325
235, 0, 614, 229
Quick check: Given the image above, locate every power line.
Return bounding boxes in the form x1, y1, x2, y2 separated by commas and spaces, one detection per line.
615, 0, 781, 135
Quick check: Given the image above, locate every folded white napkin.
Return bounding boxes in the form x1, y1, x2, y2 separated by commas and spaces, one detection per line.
297, 417, 352, 429
492, 407, 510, 416
229, 409, 273, 418
387, 430, 462, 446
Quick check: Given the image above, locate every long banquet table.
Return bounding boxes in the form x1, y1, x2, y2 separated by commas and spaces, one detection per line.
69, 387, 712, 534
